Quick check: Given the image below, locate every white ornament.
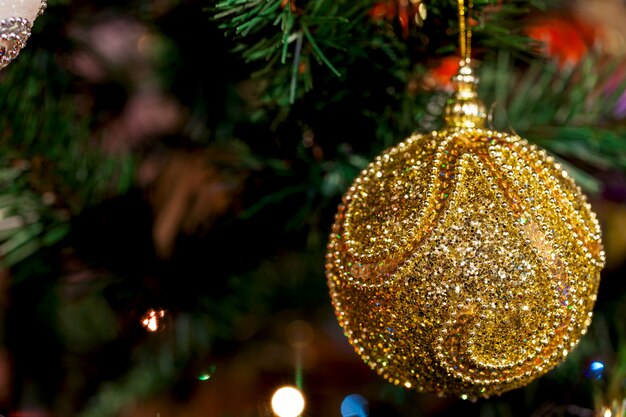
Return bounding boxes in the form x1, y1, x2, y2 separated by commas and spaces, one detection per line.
0, 0, 44, 22
0, 0, 45, 70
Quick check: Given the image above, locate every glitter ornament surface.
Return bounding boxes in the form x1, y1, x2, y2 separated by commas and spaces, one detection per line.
326, 128, 605, 398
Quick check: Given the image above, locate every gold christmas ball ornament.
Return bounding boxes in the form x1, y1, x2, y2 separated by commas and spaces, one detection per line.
325, 64, 605, 399
0, 0, 46, 70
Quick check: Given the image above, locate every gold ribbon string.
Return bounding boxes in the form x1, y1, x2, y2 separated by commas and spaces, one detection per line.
457, 0, 473, 65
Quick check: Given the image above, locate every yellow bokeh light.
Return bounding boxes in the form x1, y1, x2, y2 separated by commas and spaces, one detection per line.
140, 309, 166, 332
271, 386, 305, 417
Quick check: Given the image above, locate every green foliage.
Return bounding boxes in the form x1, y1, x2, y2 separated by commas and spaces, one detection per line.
481, 54, 626, 132
0, 163, 68, 268
0, 50, 136, 268
80, 313, 213, 417
0, 50, 136, 210
213, 0, 545, 106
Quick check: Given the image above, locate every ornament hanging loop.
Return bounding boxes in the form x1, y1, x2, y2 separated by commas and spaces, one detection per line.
444, 0, 486, 129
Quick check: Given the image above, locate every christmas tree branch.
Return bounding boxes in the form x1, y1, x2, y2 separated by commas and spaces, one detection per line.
212, 0, 544, 106
0, 49, 136, 268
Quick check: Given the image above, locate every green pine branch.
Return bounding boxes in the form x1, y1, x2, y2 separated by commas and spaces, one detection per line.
212, 0, 544, 106
0, 49, 136, 268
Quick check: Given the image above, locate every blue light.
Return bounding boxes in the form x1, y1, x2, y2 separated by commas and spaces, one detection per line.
585, 361, 605, 380
590, 362, 604, 371
341, 394, 369, 417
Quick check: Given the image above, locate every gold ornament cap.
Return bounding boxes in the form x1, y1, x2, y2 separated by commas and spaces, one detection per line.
443, 61, 486, 129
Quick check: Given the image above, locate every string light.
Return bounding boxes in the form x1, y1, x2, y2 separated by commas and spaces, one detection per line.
140, 308, 166, 332
271, 386, 305, 417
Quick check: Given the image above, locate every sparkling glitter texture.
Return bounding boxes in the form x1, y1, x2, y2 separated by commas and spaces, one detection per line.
326, 128, 605, 399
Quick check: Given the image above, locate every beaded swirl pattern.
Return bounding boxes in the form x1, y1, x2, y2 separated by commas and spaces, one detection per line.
326, 128, 604, 398
0, 17, 31, 70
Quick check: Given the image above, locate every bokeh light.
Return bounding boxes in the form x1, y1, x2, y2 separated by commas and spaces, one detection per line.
585, 361, 605, 380
197, 364, 217, 381
271, 386, 305, 417
140, 308, 166, 332
341, 394, 369, 417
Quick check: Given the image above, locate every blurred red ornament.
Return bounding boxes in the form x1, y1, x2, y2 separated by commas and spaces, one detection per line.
423, 56, 460, 91
280, 0, 296, 12
369, 0, 426, 38
369, 1, 394, 21
526, 15, 599, 67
